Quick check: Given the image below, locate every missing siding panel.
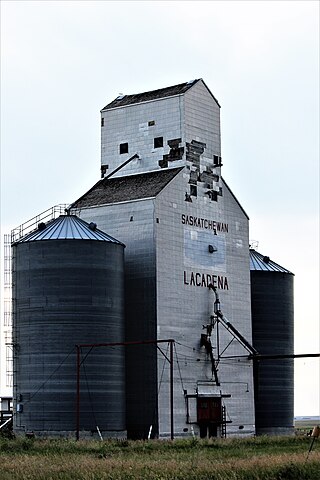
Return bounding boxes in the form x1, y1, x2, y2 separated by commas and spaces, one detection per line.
190, 185, 197, 197
168, 138, 181, 148
101, 117, 105, 127
205, 190, 218, 202
148, 120, 155, 126
213, 155, 222, 166
186, 140, 206, 167
184, 140, 222, 203
159, 138, 184, 168
189, 170, 198, 185
159, 159, 168, 168
101, 165, 108, 178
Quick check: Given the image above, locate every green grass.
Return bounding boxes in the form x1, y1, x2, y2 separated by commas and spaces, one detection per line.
0, 435, 319, 479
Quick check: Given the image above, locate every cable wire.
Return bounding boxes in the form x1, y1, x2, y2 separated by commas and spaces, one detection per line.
174, 343, 185, 393
158, 342, 170, 395
22, 346, 76, 405
81, 353, 98, 428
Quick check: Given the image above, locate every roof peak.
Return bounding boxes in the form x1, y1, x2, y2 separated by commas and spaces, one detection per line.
102, 79, 220, 111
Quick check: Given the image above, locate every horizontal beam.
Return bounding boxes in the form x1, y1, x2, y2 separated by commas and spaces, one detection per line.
221, 353, 320, 360
76, 339, 175, 349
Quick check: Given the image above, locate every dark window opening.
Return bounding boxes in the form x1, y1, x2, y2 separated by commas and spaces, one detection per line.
101, 117, 104, 127
100, 165, 108, 178
154, 137, 163, 148
190, 185, 197, 197
120, 143, 128, 154
211, 191, 218, 201
148, 120, 155, 126
213, 155, 219, 166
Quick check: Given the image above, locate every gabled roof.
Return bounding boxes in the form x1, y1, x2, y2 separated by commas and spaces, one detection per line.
14, 215, 123, 244
221, 177, 249, 220
102, 79, 220, 110
250, 249, 293, 274
70, 167, 184, 209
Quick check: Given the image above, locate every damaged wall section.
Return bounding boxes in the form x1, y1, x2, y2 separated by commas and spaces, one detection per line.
184, 140, 222, 202
159, 138, 184, 169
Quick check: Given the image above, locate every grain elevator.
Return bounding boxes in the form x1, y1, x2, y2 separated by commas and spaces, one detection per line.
70, 79, 256, 439
10, 79, 294, 439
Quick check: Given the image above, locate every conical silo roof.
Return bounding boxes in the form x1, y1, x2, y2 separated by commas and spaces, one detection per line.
13, 215, 124, 245
249, 249, 293, 274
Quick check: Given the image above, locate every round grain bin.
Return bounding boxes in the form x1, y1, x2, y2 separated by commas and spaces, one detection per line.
250, 249, 294, 435
12, 215, 126, 438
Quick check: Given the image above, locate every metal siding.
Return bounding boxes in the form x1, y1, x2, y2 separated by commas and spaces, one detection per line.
102, 96, 184, 177
77, 168, 256, 439
77, 201, 158, 439
12, 239, 125, 437
184, 80, 221, 159
251, 271, 294, 435
155, 170, 255, 438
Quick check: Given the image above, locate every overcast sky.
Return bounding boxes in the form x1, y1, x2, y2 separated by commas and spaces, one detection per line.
1, 1, 319, 416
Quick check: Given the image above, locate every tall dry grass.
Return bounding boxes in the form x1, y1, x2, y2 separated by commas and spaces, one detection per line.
0, 435, 319, 479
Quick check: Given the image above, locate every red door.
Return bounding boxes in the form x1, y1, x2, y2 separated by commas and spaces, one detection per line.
197, 397, 222, 423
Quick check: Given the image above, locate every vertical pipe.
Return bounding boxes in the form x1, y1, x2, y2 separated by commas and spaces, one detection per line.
76, 345, 80, 441
217, 319, 220, 360
170, 340, 174, 440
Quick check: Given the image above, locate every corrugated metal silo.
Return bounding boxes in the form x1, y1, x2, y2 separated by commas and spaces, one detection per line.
250, 249, 294, 435
12, 215, 126, 438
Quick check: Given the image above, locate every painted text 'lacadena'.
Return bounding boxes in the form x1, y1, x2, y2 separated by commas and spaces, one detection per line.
184, 271, 229, 290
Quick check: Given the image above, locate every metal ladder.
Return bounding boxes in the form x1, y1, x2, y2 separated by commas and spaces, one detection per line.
221, 406, 227, 438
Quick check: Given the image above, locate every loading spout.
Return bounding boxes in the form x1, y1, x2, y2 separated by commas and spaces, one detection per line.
104, 153, 140, 180
208, 284, 258, 357
216, 312, 258, 356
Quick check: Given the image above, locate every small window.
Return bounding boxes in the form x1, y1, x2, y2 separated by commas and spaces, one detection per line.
120, 143, 128, 154
154, 137, 163, 148
213, 155, 219, 165
101, 117, 104, 127
148, 120, 155, 126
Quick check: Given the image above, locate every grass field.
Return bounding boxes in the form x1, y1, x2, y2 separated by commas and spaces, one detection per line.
0, 435, 319, 479
295, 419, 320, 436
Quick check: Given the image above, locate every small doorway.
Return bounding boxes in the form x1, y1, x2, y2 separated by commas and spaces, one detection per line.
197, 396, 222, 438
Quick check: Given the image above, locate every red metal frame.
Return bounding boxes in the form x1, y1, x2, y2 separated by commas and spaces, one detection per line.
75, 339, 175, 441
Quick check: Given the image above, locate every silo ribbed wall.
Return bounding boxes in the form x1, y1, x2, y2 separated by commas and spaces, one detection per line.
251, 271, 294, 435
12, 239, 125, 437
